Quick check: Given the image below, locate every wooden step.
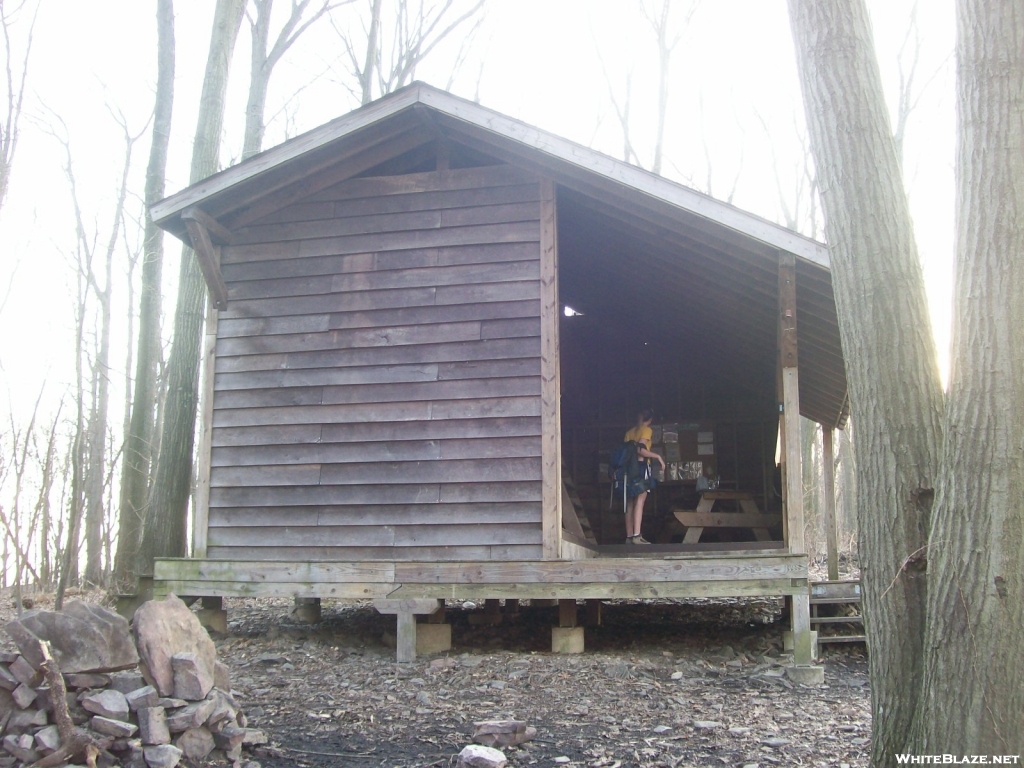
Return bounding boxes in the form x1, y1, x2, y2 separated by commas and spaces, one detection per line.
810, 615, 863, 625
818, 634, 867, 644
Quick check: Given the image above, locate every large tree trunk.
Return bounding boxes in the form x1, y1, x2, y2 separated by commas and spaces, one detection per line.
137, 0, 244, 578
787, 1, 945, 762
914, 0, 1024, 753
115, 0, 175, 590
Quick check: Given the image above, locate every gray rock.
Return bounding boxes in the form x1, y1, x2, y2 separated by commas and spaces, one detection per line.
139, 707, 171, 746
5, 602, 138, 673
157, 697, 188, 709
213, 660, 231, 692
204, 689, 238, 728
213, 722, 245, 753
64, 673, 111, 689
126, 686, 160, 712
174, 727, 215, 761
110, 671, 146, 693
728, 726, 751, 736
472, 720, 537, 748
2, 733, 38, 763
166, 699, 215, 733
457, 744, 507, 768
6, 707, 48, 731
133, 595, 216, 697
34, 724, 61, 753
143, 744, 183, 768
171, 652, 213, 701
0, 666, 18, 691
762, 737, 790, 748
8, 656, 40, 687
82, 689, 130, 720
91, 715, 139, 738
693, 720, 723, 730
241, 729, 267, 746
11, 683, 36, 709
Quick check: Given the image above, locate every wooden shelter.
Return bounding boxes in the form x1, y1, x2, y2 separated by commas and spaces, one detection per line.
151, 83, 848, 664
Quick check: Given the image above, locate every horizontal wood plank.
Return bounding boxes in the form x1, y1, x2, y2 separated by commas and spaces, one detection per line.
220, 281, 540, 325
393, 556, 807, 583
208, 522, 542, 548
216, 317, 539, 357
212, 395, 541, 428
222, 221, 540, 265
208, 502, 541, 527
211, 435, 541, 467
204, 545, 543, 561
315, 457, 541, 485
209, 481, 542, 507
233, 201, 538, 246
307, 164, 537, 202
220, 299, 538, 340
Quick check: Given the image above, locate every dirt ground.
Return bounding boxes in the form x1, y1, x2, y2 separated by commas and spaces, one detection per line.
2, 588, 871, 768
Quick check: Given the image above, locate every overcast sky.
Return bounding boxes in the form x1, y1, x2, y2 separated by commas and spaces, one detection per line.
0, 0, 955, 420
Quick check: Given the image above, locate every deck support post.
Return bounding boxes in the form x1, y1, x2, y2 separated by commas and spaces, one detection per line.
822, 427, 839, 581
585, 599, 603, 626
374, 599, 445, 662
197, 596, 227, 634
558, 599, 578, 628
778, 251, 813, 666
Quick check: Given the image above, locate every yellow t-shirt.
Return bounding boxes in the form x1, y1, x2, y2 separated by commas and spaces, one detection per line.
624, 424, 653, 449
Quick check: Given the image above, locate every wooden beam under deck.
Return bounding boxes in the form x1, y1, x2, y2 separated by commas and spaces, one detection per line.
153, 553, 808, 601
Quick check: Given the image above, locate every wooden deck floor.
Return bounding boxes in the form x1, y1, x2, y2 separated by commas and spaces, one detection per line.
154, 549, 807, 602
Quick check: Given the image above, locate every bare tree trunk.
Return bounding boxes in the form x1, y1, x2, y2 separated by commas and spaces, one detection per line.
138, 0, 244, 578
115, 0, 175, 591
243, 0, 343, 160
0, 0, 38, 217
787, 1, 945, 762
914, 0, 1024, 753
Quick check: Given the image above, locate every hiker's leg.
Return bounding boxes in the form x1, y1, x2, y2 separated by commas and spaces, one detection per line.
633, 491, 649, 538
624, 497, 635, 538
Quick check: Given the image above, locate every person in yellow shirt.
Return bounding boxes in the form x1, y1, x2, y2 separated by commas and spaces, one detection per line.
623, 408, 666, 544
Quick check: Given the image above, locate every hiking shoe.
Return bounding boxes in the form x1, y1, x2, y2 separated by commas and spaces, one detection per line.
633, 535, 651, 545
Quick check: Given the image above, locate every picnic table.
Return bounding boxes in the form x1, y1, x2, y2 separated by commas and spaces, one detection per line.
661, 490, 782, 544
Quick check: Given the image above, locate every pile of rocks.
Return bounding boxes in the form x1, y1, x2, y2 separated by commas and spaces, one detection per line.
0, 595, 265, 768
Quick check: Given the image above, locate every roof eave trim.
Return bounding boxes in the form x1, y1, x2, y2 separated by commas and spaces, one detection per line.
150, 84, 425, 227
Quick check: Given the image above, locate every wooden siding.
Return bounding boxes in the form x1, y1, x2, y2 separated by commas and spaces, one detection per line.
209, 164, 545, 561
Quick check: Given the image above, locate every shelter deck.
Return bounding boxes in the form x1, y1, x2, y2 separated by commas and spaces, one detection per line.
153, 550, 807, 602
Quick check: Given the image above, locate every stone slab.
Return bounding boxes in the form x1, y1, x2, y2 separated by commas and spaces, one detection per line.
551, 626, 585, 654
415, 623, 452, 656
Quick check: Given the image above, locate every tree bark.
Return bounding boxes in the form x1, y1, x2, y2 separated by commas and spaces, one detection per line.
787, 1, 945, 762
115, 0, 175, 590
914, 0, 1024, 753
137, 0, 244, 578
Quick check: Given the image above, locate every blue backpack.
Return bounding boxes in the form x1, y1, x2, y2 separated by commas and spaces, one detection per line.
608, 441, 641, 511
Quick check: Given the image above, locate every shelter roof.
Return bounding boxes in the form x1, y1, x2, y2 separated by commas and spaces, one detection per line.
153, 82, 848, 428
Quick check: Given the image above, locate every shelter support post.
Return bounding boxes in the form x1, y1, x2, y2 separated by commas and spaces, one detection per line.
539, 178, 562, 559
192, 299, 218, 560
374, 599, 445, 662
822, 427, 839, 581
778, 251, 814, 668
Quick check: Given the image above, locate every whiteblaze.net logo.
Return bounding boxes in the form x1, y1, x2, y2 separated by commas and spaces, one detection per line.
896, 757, 1021, 765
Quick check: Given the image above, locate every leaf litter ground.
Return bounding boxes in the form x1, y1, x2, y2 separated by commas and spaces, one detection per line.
1, 588, 870, 767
